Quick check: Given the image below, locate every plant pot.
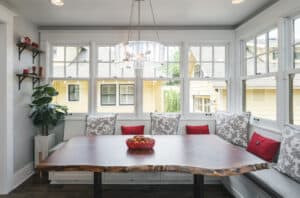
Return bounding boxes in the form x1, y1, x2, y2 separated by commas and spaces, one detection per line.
34, 134, 56, 167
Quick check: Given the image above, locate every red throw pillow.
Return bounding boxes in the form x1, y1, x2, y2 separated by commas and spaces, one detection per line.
247, 132, 280, 162
186, 125, 210, 135
121, 125, 145, 135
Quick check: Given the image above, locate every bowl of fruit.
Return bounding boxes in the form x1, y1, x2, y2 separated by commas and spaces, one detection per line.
126, 135, 155, 150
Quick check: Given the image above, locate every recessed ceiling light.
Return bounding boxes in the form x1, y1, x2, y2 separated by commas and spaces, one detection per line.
232, 0, 245, 4
50, 0, 64, 7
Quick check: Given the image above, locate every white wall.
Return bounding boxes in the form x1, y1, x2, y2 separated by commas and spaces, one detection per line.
13, 17, 39, 172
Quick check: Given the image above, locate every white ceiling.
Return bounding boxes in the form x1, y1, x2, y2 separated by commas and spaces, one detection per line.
3, 0, 278, 27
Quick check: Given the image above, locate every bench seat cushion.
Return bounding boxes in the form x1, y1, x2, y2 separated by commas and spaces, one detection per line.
246, 168, 300, 198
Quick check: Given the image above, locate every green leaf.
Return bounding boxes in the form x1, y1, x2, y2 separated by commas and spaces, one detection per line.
32, 96, 52, 105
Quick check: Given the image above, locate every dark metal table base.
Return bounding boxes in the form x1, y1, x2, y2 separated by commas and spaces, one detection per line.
93, 173, 205, 198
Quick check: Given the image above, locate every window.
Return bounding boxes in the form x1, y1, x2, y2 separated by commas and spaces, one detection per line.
51, 45, 90, 113
52, 80, 89, 113
245, 28, 279, 75
244, 77, 277, 120
290, 74, 300, 125
119, 84, 134, 105
68, 84, 80, 101
143, 46, 181, 113
189, 46, 226, 78
293, 18, 300, 68
101, 84, 116, 106
188, 45, 228, 113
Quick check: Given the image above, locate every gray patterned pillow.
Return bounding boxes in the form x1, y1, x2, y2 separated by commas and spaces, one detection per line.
275, 125, 300, 183
215, 112, 250, 147
86, 114, 117, 136
150, 113, 181, 135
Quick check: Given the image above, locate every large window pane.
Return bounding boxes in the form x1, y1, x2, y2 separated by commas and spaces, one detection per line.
168, 46, 180, 62
201, 46, 213, 61
256, 34, 267, 55
202, 63, 213, 78
214, 46, 225, 62
189, 47, 200, 62
269, 51, 278, 73
143, 80, 180, 113
214, 62, 225, 78
295, 18, 300, 43
53, 63, 64, 77
97, 80, 135, 113
52, 80, 89, 113
292, 74, 300, 125
189, 81, 227, 113
256, 54, 267, 74
53, 46, 64, 61
66, 63, 77, 78
246, 40, 255, 58
295, 44, 300, 69
98, 47, 110, 62
245, 77, 276, 120
246, 58, 255, 76
269, 29, 278, 52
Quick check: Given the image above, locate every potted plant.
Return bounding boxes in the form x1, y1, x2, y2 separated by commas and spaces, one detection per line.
29, 84, 68, 166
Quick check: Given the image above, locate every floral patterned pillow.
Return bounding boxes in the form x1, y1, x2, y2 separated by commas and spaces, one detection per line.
215, 112, 250, 147
86, 114, 117, 136
275, 125, 300, 183
150, 113, 181, 135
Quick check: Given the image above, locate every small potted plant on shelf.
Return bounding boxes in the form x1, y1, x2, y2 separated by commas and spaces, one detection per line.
29, 84, 68, 166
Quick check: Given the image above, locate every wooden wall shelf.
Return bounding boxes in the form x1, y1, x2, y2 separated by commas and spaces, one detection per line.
17, 43, 44, 64
16, 74, 40, 90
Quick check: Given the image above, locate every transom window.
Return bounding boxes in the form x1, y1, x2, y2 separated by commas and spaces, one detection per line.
245, 28, 279, 76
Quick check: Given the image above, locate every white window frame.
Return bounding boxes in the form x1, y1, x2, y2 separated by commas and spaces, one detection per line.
49, 42, 91, 116
187, 43, 230, 116
142, 43, 182, 116
242, 27, 279, 126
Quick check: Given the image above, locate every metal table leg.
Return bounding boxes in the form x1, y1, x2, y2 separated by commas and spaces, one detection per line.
94, 172, 102, 198
194, 175, 204, 198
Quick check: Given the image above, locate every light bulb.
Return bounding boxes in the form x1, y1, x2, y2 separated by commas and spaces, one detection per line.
232, 0, 244, 4
50, 0, 64, 7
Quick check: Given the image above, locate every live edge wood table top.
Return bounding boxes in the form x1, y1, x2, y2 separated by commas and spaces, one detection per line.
38, 135, 268, 177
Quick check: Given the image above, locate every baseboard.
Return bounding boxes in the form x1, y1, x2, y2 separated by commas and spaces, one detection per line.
12, 162, 34, 191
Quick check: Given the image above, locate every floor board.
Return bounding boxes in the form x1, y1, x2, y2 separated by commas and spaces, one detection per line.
0, 174, 234, 198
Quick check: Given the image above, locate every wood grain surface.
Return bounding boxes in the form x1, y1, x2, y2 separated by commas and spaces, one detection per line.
38, 135, 269, 176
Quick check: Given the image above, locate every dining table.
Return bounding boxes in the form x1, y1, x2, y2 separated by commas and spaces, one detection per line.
37, 135, 269, 198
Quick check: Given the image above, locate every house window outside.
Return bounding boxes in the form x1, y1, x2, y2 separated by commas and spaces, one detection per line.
68, 84, 80, 101
193, 96, 211, 113
51, 45, 90, 113
119, 84, 134, 105
101, 84, 116, 106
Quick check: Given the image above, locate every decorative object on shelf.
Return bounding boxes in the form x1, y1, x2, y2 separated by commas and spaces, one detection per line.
23, 68, 30, 74
32, 42, 39, 49
16, 73, 40, 90
32, 66, 37, 75
114, 0, 165, 70
17, 41, 44, 64
126, 135, 155, 150
29, 84, 68, 136
21, 36, 31, 45
38, 66, 44, 78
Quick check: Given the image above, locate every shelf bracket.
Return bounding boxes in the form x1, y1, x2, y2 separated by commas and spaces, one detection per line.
32, 77, 40, 89
32, 51, 40, 64
18, 46, 26, 60
17, 75, 26, 90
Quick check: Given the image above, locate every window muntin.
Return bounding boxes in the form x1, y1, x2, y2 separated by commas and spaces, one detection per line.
97, 46, 135, 78
189, 81, 227, 113
97, 80, 135, 113
52, 46, 90, 78
245, 28, 278, 76
52, 80, 89, 113
143, 80, 180, 113
68, 84, 80, 101
245, 77, 277, 120
189, 45, 226, 78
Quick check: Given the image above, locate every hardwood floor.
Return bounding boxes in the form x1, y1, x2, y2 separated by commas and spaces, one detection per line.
0, 174, 234, 198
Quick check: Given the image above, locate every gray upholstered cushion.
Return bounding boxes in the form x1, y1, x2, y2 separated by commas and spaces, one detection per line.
246, 168, 300, 198
150, 113, 181, 135
86, 114, 117, 136
215, 111, 250, 147
275, 124, 300, 183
